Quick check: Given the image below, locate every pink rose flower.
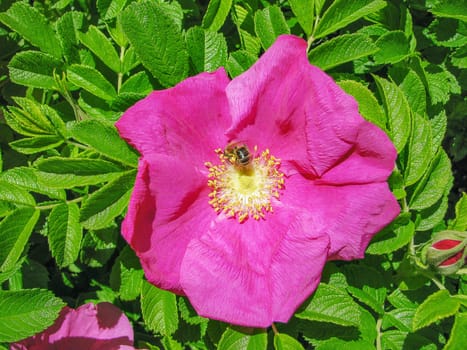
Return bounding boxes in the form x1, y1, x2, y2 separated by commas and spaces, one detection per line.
116, 34, 400, 327
10, 303, 137, 350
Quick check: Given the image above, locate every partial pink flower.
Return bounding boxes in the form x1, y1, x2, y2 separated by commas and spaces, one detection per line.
116, 34, 400, 327
10, 302, 137, 350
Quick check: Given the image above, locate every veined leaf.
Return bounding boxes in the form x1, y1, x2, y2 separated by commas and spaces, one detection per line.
254, 6, 290, 50
0, 208, 40, 272
0, 289, 65, 342
0, 181, 36, 207
444, 313, 467, 350
141, 281, 179, 336
56, 11, 83, 64
449, 193, 467, 231
374, 31, 411, 65
314, 0, 387, 38
274, 333, 304, 350
0, 167, 65, 200
309, 34, 378, 71
47, 203, 82, 267
409, 149, 452, 210
8, 51, 62, 90
289, 0, 313, 36
35, 157, 124, 188
9, 135, 64, 155
296, 283, 361, 326
405, 114, 433, 186
338, 80, 386, 130
67, 64, 117, 101
109, 246, 144, 301
69, 119, 139, 166
202, 0, 233, 32
367, 220, 414, 255
430, 0, 467, 22
0, 2, 62, 58
97, 0, 129, 21
218, 327, 267, 350
373, 76, 411, 152
121, 0, 189, 87
80, 170, 136, 230
186, 27, 228, 73
226, 50, 257, 77
79, 25, 121, 73
416, 184, 450, 231
413, 290, 460, 331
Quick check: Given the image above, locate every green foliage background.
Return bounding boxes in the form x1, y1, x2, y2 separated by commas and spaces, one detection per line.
0, 0, 466, 349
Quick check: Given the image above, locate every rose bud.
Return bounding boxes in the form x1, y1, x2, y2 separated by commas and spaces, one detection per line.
426, 230, 467, 275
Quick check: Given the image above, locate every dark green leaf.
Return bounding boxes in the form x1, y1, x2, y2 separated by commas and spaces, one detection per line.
0, 208, 39, 272
67, 64, 117, 101
309, 34, 378, 70
254, 6, 290, 49
110, 246, 144, 301
186, 26, 228, 73
47, 203, 82, 267
0, 2, 62, 58
80, 170, 135, 230
8, 51, 62, 90
120, 0, 189, 87
314, 0, 386, 38
374, 31, 410, 64
202, 0, 233, 32
141, 281, 179, 336
9, 135, 64, 154
430, 0, 467, 21
0, 289, 65, 342
69, 119, 139, 166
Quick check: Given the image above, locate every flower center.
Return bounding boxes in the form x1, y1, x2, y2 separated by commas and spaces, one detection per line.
205, 145, 285, 222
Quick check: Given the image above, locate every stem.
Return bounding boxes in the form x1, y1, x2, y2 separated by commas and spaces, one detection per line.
271, 323, 279, 335
36, 197, 84, 211
375, 317, 382, 350
117, 46, 125, 93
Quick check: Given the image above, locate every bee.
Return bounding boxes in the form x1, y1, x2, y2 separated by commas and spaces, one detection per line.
224, 141, 252, 168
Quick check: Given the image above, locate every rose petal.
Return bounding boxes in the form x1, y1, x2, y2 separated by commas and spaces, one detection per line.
123, 154, 214, 292
283, 174, 400, 260
180, 208, 329, 327
116, 68, 231, 164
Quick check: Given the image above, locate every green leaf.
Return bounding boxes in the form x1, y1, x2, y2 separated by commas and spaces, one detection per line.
141, 281, 179, 336
110, 246, 144, 301
97, 0, 129, 21
0, 181, 36, 207
374, 31, 410, 64
186, 26, 228, 73
202, 0, 233, 32
0, 2, 62, 58
67, 64, 117, 101
8, 51, 62, 90
382, 308, 415, 332
398, 69, 427, 116
69, 119, 139, 166
373, 76, 411, 152
367, 220, 414, 255
120, 0, 189, 87
79, 25, 121, 73
309, 34, 378, 70
430, 0, 467, 22
0, 167, 65, 200
56, 11, 83, 64
226, 50, 257, 77
430, 111, 447, 156
80, 228, 118, 268
416, 184, 450, 231
9, 135, 64, 155
0, 208, 39, 272
413, 290, 460, 331
254, 6, 290, 49
314, 0, 387, 38
274, 333, 305, 350
218, 327, 267, 350
47, 203, 82, 267
409, 149, 452, 210
80, 170, 135, 230
296, 283, 361, 327
425, 64, 461, 104
337, 79, 386, 130
289, 0, 313, 36
405, 114, 433, 186
450, 193, 467, 231
0, 289, 65, 342
445, 312, 467, 350
35, 157, 124, 188
120, 71, 153, 95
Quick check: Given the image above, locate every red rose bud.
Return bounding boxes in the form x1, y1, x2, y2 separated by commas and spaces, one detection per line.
426, 230, 467, 275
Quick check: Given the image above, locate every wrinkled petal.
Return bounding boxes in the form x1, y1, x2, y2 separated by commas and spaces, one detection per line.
122, 154, 213, 293
180, 208, 329, 327
11, 303, 135, 350
116, 68, 231, 165
283, 174, 400, 260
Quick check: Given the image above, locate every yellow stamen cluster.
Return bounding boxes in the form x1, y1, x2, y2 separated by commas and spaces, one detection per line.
205, 147, 285, 222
